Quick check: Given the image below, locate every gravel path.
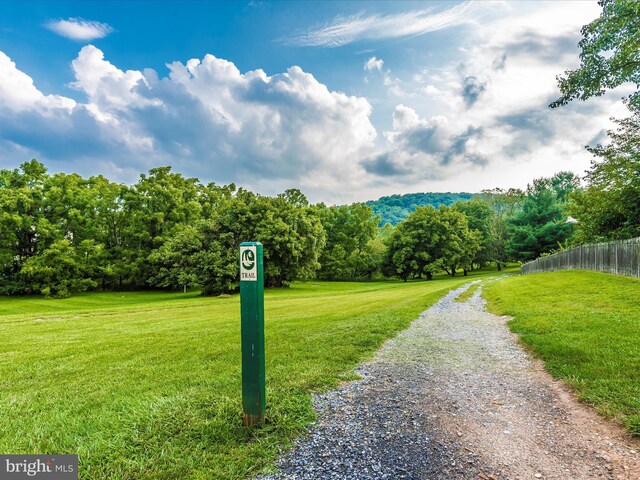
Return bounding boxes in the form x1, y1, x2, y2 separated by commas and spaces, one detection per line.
261, 281, 640, 479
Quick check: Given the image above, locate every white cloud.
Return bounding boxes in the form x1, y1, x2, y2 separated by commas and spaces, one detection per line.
71, 45, 160, 111
364, 56, 384, 72
361, 104, 486, 182
378, 0, 627, 195
45, 18, 114, 41
0, 51, 76, 112
0, 47, 378, 199
0, 2, 632, 204
420, 85, 441, 96
286, 2, 481, 47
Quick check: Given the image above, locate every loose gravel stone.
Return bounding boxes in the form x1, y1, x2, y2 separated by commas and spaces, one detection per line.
259, 280, 640, 479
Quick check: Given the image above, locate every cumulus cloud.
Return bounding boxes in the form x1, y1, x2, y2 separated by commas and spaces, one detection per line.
0, 51, 76, 111
1, 2, 628, 202
362, 104, 486, 180
286, 2, 480, 47
364, 56, 384, 72
388, 0, 628, 194
0, 46, 377, 196
45, 18, 114, 41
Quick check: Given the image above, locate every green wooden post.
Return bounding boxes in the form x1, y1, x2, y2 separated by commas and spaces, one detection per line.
239, 242, 265, 426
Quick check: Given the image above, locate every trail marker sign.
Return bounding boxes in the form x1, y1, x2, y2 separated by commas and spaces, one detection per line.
240, 245, 257, 281
239, 242, 265, 425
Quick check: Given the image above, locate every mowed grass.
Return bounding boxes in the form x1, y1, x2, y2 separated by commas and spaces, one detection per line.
454, 280, 480, 303
483, 270, 640, 436
0, 271, 499, 479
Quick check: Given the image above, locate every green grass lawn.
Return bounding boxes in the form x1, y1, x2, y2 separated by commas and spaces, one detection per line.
0, 270, 502, 479
483, 270, 640, 437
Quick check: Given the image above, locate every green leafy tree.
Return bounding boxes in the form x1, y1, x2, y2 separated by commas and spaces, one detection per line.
147, 225, 203, 292
475, 188, 526, 268
383, 206, 443, 281
316, 203, 379, 280
549, 0, 639, 242
550, 0, 640, 109
452, 200, 494, 269
476, 188, 525, 218
569, 103, 640, 241
354, 236, 387, 279
507, 180, 574, 262
0, 160, 59, 294
530, 171, 582, 204
149, 214, 238, 297
19, 240, 97, 298
255, 193, 325, 287
201, 188, 325, 293
119, 167, 204, 287
41, 172, 131, 290
438, 206, 481, 276
488, 217, 510, 271
383, 205, 480, 279
196, 220, 243, 296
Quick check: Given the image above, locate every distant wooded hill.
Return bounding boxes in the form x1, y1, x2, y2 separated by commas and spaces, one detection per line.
366, 192, 474, 225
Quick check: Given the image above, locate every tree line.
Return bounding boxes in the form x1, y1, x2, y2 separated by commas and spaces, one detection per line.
1, 160, 586, 298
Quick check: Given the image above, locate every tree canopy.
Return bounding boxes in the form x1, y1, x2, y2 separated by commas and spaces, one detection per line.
383, 205, 481, 280
1, 160, 590, 297
315, 203, 380, 280
506, 175, 576, 262
551, 0, 640, 242
569, 102, 640, 241
550, 0, 640, 109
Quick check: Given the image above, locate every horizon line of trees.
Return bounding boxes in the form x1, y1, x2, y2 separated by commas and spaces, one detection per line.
366, 192, 474, 226
1, 160, 601, 298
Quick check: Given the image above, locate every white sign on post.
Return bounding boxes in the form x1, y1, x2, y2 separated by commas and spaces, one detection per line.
240, 245, 258, 281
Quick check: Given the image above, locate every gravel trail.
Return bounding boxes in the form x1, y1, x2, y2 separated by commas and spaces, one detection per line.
261, 281, 640, 479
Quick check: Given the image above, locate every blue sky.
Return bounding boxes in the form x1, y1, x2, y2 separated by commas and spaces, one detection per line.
0, 1, 632, 203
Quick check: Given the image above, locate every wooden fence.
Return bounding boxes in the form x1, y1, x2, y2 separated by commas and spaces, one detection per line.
521, 237, 640, 278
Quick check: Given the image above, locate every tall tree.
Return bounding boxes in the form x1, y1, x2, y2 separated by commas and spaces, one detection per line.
437, 206, 481, 276
475, 188, 526, 268
507, 180, 574, 262
202, 188, 326, 292
20, 239, 97, 298
120, 167, 203, 287
316, 203, 379, 280
569, 103, 640, 241
147, 225, 204, 292
550, 0, 639, 242
383, 205, 480, 279
383, 206, 444, 281
453, 200, 494, 269
255, 191, 325, 288
0, 160, 56, 294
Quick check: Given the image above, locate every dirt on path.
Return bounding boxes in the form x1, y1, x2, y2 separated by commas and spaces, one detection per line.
261, 281, 640, 479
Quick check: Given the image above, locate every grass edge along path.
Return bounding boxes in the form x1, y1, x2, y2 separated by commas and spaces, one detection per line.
0, 270, 505, 480
483, 270, 640, 438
